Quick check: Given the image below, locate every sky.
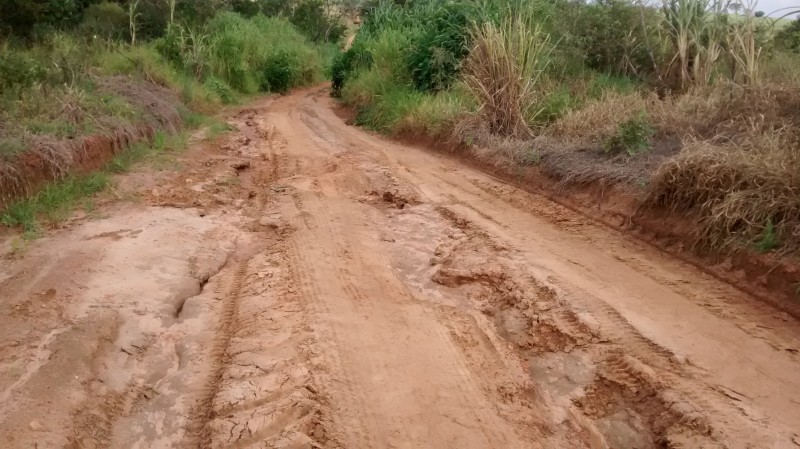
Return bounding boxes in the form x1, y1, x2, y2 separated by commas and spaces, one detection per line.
756, 0, 799, 17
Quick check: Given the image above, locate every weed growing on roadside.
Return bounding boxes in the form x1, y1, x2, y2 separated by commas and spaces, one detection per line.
604, 113, 654, 156
206, 121, 236, 139
756, 219, 779, 252
0, 172, 108, 231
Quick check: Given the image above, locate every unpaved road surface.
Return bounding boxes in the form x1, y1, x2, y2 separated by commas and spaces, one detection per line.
2, 88, 800, 449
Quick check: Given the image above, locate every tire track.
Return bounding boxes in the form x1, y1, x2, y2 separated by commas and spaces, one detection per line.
184, 256, 248, 449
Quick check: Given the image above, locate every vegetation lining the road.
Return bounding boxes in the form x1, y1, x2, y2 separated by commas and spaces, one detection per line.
333, 0, 800, 257
0, 0, 344, 230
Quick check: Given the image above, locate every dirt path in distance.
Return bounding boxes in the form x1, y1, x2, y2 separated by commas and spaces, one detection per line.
1, 87, 799, 449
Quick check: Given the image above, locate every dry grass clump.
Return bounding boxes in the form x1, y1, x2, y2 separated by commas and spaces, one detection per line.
644, 84, 800, 251
653, 83, 800, 140
549, 83, 800, 146
645, 131, 800, 251
96, 76, 183, 133
454, 115, 669, 188
452, 116, 538, 165
546, 91, 655, 143
462, 14, 552, 138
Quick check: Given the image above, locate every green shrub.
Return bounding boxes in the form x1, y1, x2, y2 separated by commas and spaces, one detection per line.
331, 41, 373, 97
289, 0, 346, 43
204, 76, 237, 104
406, 3, 476, 92
0, 52, 47, 93
775, 17, 800, 53
0, 137, 26, 159
80, 1, 128, 41
756, 218, 779, 252
570, 0, 663, 77
261, 51, 299, 93
604, 113, 654, 155
204, 13, 323, 94
355, 85, 424, 132
536, 87, 580, 124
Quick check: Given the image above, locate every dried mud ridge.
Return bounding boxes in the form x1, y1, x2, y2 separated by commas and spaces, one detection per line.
1, 88, 799, 449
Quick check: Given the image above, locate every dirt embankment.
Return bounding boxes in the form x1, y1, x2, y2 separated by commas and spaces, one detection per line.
2, 87, 800, 449
0, 76, 183, 210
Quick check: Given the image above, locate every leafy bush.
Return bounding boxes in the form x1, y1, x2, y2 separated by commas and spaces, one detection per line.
331, 41, 373, 97
289, 0, 346, 43
206, 13, 322, 93
570, 0, 662, 77
0, 52, 47, 93
261, 51, 299, 93
406, 3, 476, 92
80, 1, 128, 41
775, 17, 800, 53
604, 113, 654, 155
204, 76, 237, 104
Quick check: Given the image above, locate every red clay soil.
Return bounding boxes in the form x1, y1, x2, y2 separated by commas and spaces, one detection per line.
334, 106, 800, 319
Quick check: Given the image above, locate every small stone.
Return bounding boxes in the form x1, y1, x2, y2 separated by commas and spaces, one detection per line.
29, 420, 43, 431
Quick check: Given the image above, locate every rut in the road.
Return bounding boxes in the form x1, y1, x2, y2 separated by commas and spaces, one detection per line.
429, 205, 728, 448
180, 112, 334, 449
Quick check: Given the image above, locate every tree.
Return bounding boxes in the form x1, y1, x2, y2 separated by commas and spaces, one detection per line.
81, 1, 128, 40
775, 17, 800, 52
0, 0, 101, 38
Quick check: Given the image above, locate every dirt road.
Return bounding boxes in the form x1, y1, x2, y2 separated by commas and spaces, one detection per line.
2, 87, 799, 449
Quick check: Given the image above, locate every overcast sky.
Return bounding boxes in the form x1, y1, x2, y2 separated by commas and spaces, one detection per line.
758, 0, 799, 16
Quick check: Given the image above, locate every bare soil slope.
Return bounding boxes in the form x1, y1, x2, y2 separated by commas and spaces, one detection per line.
1, 87, 799, 449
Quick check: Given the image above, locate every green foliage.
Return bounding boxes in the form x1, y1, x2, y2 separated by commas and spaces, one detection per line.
202, 13, 323, 94
536, 87, 580, 124
290, 0, 347, 43
0, 0, 97, 38
0, 138, 26, 159
353, 83, 424, 132
775, 17, 800, 52
80, 1, 128, 41
756, 219, 779, 252
604, 113, 654, 156
261, 51, 299, 93
570, 0, 662, 77
406, 3, 477, 92
347, 1, 478, 94
0, 172, 109, 231
331, 42, 373, 96
204, 76, 237, 104
0, 52, 47, 93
